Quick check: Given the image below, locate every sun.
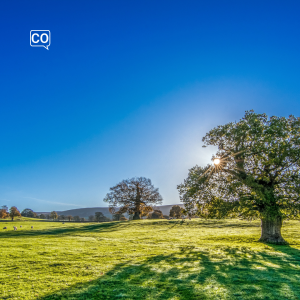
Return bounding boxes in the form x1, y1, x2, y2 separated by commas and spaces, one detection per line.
213, 158, 221, 165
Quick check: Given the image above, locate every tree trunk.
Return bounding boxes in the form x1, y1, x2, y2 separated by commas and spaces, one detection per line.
259, 216, 287, 244
133, 211, 141, 220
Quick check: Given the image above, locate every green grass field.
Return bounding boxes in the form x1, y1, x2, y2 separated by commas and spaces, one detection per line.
1, 219, 300, 300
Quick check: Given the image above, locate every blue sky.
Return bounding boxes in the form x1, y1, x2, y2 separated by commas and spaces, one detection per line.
0, 1, 299, 212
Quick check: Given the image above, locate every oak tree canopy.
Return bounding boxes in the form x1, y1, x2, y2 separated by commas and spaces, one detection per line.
178, 111, 300, 244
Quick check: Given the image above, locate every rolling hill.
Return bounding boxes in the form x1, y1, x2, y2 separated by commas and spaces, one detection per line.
37, 204, 185, 219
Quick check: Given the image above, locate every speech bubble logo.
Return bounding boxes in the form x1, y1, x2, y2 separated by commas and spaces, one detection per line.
30, 30, 51, 50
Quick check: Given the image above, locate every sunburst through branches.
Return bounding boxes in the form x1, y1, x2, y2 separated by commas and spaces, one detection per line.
213, 158, 220, 165
200, 148, 248, 182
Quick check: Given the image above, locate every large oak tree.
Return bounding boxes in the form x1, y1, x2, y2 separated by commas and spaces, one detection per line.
104, 177, 163, 220
178, 111, 300, 244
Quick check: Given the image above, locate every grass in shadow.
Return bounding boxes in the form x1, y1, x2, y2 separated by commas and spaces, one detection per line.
2, 219, 299, 299
38, 245, 300, 300
0, 221, 127, 238
0, 219, 260, 239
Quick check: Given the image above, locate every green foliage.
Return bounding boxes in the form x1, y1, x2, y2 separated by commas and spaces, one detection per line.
50, 211, 58, 220
95, 212, 105, 221
148, 209, 164, 219
112, 213, 125, 221
88, 215, 95, 221
178, 111, 300, 222
198, 197, 239, 219
95, 212, 110, 222
1, 219, 300, 299
169, 205, 183, 218
21, 208, 37, 218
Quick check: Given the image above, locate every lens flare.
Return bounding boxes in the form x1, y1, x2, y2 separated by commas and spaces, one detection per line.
213, 158, 221, 165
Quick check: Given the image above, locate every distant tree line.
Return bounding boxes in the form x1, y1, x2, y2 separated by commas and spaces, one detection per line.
0, 203, 187, 223
0, 178, 185, 223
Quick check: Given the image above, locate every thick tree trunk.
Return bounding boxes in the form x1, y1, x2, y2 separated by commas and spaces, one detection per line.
259, 216, 287, 244
133, 211, 141, 220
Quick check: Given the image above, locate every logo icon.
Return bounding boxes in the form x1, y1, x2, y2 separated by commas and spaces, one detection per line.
30, 30, 51, 50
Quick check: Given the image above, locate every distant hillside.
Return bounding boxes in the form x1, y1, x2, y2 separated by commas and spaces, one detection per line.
37, 207, 112, 218
36, 204, 185, 219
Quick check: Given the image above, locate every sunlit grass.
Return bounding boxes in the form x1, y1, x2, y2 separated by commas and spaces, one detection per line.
1, 219, 300, 299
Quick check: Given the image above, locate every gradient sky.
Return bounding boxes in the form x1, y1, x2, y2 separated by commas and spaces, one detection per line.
0, 1, 300, 212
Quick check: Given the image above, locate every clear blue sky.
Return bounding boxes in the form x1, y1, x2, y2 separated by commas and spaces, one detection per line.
0, 1, 299, 212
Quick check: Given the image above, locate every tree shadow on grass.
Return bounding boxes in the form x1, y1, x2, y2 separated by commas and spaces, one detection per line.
136, 219, 261, 230
38, 244, 300, 300
190, 220, 260, 229
0, 219, 262, 239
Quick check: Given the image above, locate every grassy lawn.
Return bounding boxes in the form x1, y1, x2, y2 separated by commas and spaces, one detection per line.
1, 219, 300, 300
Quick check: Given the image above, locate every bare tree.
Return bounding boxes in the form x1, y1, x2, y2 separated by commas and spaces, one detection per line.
104, 177, 163, 220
